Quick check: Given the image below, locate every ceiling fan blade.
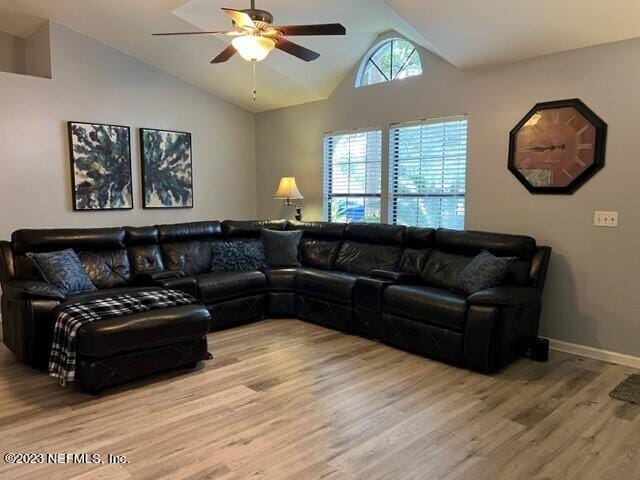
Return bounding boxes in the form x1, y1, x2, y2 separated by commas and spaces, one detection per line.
221, 8, 256, 30
274, 23, 346, 36
211, 45, 237, 64
153, 31, 232, 36
275, 38, 320, 62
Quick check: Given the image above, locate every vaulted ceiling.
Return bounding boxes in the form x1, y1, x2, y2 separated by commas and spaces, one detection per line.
385, 0, 640, 69
3, 0, 640, 113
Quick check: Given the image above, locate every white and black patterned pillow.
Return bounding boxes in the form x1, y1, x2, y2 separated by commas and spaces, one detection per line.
210, 241, 266, 272
26, 249, 96, 295
452, 250, 515, 295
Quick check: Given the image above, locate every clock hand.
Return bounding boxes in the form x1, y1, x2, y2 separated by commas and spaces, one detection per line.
521, 144, 566, 153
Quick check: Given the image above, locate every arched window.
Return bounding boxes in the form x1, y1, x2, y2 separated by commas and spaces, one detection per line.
356, 38, 422, 88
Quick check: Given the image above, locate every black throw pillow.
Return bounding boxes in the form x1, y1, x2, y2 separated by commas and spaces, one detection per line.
452, 250, 515, 295
210, 240, 266, 272
26, 249, 96, 296
261, 229, 302, 268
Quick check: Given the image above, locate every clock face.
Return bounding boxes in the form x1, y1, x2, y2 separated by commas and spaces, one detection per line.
508, 99, 607, 194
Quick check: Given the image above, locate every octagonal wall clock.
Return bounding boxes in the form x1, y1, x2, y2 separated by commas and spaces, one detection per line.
508, 99, 607, 194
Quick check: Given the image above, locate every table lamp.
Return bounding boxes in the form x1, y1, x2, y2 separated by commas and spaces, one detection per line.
273, 176, 304, 221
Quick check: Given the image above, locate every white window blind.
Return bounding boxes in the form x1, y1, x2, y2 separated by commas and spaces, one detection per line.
389, 116, 467, 229
323, 129, 382, 223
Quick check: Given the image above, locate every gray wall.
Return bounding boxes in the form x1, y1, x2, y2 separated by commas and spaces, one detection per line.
0, 29, 25, 75
24, 22, 51, 79
256, 36, 640, 357
0, 22, 256, 240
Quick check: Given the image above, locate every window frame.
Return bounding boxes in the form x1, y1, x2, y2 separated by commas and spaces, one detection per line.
388, 115, 468, 230
321, 116, 468, 228
322, 128, 384, 224
355, 37, 423, 88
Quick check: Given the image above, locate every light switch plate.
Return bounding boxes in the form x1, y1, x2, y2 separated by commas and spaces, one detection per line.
594, 211, 618, 227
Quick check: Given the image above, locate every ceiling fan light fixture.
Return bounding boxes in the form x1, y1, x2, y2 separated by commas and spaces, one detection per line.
231, 35, 276, 62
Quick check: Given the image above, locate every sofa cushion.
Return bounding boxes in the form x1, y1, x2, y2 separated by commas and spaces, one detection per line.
264, 268, 297, 292
210, 240, 266, 272
299, 238, 342, 270
334, 241, 403, 275
383, 285, 468, 332
128, 245, 165, 274
287, 221, 345, 270
78, 249, 131, 289
296, 268, 360, 303
261, 229, 302, 268
420, 250, 473, 289
161, 241, 213, 276
196, 271, 266, 303
26, 249, 96, 295
397, 248, 431, 274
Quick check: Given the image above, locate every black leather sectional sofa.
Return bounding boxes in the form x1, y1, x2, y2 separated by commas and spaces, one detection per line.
0, 219, 551, 386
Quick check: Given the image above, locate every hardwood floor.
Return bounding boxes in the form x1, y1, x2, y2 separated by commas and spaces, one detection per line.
0, 319, 639, 480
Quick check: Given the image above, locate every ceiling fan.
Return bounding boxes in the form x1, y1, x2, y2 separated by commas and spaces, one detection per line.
153, 0, 347, 64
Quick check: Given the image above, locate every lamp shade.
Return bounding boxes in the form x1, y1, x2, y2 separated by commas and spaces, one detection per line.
231, 35, 276, 62
273, 177, 303, 200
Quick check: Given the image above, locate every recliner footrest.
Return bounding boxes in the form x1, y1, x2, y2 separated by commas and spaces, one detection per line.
77, 336, 208, 394
72, 301, 211, 393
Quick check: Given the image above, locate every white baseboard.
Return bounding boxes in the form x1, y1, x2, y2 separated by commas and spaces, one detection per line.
547, 338, 640, 369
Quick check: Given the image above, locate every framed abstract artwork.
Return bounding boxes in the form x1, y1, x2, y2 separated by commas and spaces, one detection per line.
68, 121, 133, 211
140, 128, 193, 209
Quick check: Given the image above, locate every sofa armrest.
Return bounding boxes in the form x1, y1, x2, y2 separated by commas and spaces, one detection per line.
464, 300, 542, 373
1, 295, 60, 367
0, 240, 15, 282
468, 286, 539, 306
132, 270, 186, 284
131, 270, 197, 297
159, 276, 198, 297
370, 270, 420, 284
2, 280, 66, 301
530, 246, 552, 291
354, 276, 394, 311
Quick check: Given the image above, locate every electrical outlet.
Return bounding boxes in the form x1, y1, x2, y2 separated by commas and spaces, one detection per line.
594, 211, 618, 227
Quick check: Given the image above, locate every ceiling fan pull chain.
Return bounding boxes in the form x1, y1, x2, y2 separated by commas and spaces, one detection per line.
252, 60, 257, 102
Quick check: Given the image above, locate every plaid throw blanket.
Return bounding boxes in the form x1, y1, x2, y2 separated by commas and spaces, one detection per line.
49, 289, 196, 386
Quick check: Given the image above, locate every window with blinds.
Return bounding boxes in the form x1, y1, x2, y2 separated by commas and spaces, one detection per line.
323, 130, 382, 223
389, 117, 467, 229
